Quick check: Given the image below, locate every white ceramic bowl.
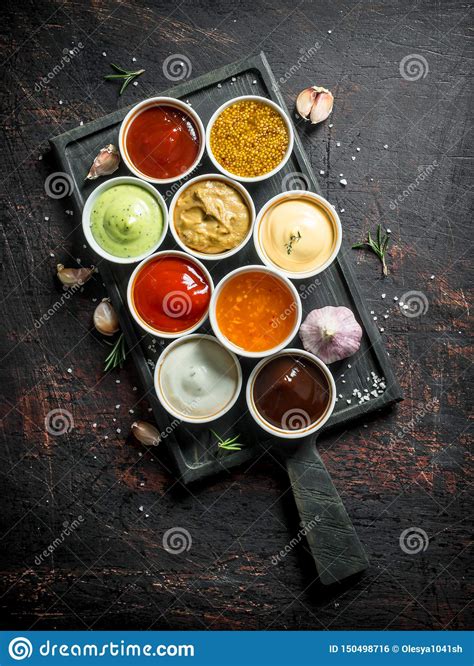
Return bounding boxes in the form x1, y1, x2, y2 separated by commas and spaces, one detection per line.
168, 173, 256, 261
246, 348, 336, 439
209, 264, 302, 359
154, 334, 242, 424
82, 176, 168, 265
127, 250, 214, 339
253, 190, 343, 280
119, 96, 205, 184
205, 95, 294, 183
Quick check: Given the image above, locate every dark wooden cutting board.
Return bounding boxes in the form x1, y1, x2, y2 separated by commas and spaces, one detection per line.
50, 51, 402, 485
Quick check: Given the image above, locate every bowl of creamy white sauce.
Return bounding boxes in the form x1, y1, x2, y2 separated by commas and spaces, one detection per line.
154, 334, 242, 423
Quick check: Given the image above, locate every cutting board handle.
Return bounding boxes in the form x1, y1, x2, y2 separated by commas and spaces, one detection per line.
284, 438, 369, 585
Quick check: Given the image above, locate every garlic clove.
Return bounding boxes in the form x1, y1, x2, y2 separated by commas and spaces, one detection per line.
296, 87, 317, 119
296, 86, 334, 125
93, 298, 120, 336
309, 90, 334, 125
56, 263, 95, 287
299, 306, 362, 364
131, 420, 161, 447
86, 144, 120, 180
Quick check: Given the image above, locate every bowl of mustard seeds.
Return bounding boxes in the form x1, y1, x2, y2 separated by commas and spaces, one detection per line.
206, 96, 294, 183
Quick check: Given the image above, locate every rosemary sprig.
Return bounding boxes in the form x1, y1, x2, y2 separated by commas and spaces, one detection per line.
352, 224, 391, 276
104, 63, 145, 95
211, 430, 243, 452
103, 332, 127, 372
284, 230, 302, 255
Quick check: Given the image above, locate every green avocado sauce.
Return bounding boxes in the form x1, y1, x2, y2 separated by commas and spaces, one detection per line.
90, 184, 163, 258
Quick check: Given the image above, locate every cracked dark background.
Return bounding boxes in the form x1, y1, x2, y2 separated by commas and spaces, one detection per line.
1, 0, 472, 630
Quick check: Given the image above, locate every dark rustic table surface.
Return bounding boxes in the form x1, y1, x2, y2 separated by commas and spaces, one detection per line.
1, 0, 472, 631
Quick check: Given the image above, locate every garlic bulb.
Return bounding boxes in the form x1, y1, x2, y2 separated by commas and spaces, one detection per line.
56, 263, 95, 287
299, 306, 362, 363
131, 421, 161, 447
93, 298, 120, 336
86, 144, 120, 180
296, 86, 334, 124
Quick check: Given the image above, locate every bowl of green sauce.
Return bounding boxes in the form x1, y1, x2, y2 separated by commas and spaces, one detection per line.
82, 176, 168, 264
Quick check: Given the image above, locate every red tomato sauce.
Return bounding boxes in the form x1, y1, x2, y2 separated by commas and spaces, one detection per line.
126, 105, 200, 180
132, 256, 211, 333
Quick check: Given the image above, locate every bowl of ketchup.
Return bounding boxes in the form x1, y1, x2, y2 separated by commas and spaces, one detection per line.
127, 250, 213, 338
119, 97, 205, 184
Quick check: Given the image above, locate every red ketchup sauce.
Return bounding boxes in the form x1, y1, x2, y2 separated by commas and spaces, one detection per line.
125, 105, 200, 180
132, 256, 211, 333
